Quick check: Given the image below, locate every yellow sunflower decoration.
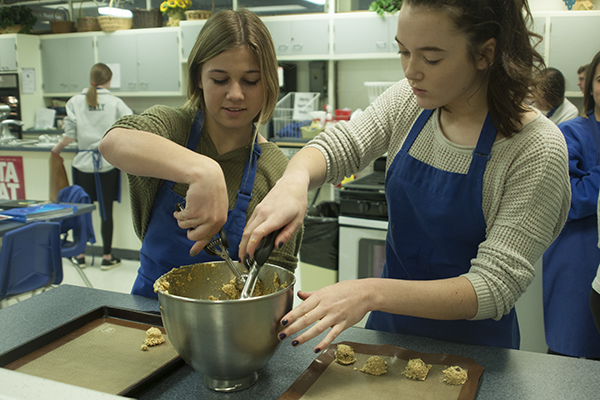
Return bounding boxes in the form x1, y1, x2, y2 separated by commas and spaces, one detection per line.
160, 0, 192, 25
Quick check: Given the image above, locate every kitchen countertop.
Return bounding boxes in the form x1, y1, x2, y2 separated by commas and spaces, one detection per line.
1, 285, 599, 399
0, 139, 77, 153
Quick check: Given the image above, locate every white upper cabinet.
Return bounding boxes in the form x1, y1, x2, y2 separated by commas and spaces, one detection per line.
136, 31, 180, 92
180, 20, 206, 62
34, 11, 600, 98
263, 15, 330, 59
333, 13, 397, 57
40, 35, 95, 93
97, 34, 137, 92
0, 38, 17, 71
530, 15, 547, 59
97, 29, 180, 94
547, 13, 600, 93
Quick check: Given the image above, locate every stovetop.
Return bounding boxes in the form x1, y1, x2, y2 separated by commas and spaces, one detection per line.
340, 170, 387, 220
342, 170, 386, 191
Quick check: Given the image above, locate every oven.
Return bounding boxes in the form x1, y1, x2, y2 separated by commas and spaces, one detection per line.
338, 216, 387, 281
338, 157, 388, 282
0, 73, 22, 139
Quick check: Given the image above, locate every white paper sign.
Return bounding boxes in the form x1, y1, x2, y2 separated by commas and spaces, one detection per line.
35, 108, 56, 130
292, 92, 318, 121
21, 68, 35, 94
106, 63, 121, 89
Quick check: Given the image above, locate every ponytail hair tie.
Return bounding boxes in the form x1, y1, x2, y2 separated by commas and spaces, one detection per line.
91, 82, 97, 86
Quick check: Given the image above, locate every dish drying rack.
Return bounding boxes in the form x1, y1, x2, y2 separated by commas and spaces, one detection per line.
364, 81, 397, 103
272, 92, 320, 138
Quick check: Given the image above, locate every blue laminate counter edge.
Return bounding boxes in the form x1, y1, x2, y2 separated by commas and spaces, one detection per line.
1, 285, 598, 399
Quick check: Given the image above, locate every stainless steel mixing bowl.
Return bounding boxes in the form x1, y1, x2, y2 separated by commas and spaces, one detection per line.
156, 261, 295, 392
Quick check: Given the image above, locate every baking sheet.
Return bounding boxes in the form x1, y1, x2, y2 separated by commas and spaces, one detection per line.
279, 341, 483, 400
0, 306, 183, 396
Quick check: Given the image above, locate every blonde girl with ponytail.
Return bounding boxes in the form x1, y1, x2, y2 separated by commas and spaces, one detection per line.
52, 62, 133, 270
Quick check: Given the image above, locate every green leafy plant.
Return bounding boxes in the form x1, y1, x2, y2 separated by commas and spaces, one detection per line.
369, 0, 403, 16
0, 6, 37, 34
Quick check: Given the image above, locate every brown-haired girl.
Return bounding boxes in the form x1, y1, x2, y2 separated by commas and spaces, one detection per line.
240, 0, 571, 351
99, 10, 301, 298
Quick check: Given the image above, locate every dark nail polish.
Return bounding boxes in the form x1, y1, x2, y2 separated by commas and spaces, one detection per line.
281, 319, 288, 326
190, 250, 197, 257
245, 253, 250, 262
314, 348, 321, 353
278, 241, 284, 249
278, 333, 286, 340
292, 340, 299, 347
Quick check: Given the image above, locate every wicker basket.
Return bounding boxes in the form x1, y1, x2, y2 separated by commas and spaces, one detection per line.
185, 1, 214, 20
98, 15, 133, 31
97, 0, 133, 32
132, 8, 163, 29
77, 1, 100, 32
51, 7, 76, 34
77, 16, 100, 32
185, 10, 212, 20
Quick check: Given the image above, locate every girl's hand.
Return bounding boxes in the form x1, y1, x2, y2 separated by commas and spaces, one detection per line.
173, 163, 229, 256
277, 280, 373, 353
239, 175, 308, 261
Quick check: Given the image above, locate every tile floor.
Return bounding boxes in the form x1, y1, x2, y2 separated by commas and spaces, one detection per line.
60, 256, 141, 294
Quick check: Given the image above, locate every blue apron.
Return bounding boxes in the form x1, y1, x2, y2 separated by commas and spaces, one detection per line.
542, 110, 600, 357
366, 109, 520, 349
131, 111, 261, 298
72, 149, 121, 221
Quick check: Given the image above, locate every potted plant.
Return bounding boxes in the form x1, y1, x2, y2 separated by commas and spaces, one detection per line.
160, 0, 192, 26
369, 0, 402, 16
0, 6, 37, 34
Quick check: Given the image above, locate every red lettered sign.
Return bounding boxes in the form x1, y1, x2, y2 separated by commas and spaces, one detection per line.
0, 156, 25, 199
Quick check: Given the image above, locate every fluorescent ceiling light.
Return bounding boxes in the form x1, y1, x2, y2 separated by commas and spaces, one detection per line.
245, 5, 306, 12
305, 0, 326, 4
98, 7, 133, 18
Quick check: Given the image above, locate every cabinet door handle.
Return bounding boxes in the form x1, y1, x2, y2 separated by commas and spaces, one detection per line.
128, 82, 137, 90
278, 44, 288, 51
376, 42, 387, 48
139, 82, 148, 90
293, 44, 303, 51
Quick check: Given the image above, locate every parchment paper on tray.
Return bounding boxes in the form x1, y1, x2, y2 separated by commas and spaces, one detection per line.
5, 318, 179, 395
279, 341, 483, 400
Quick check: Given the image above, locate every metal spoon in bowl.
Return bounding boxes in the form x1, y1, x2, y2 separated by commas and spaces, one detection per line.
240, 229, 282, 299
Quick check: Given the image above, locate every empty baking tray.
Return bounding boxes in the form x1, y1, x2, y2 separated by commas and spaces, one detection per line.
0, 306, 184, 397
